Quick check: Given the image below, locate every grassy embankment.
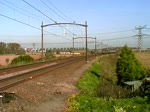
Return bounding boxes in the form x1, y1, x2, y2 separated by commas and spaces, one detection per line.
68, 53, 150, 112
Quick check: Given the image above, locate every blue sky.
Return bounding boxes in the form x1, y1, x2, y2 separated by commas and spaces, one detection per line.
0, 0, 150, 48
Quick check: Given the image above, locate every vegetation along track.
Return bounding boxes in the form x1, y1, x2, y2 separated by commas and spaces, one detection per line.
0, 56, 95, 92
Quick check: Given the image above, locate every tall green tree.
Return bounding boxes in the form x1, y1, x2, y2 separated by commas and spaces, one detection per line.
116, 45, 147, 85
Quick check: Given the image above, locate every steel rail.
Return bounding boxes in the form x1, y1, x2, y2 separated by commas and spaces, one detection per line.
0, 56, 93, 91
0, 56, 82, 75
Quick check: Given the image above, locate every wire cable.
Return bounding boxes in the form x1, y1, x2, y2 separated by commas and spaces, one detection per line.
0, 1, 43, 22
0, 13, 41, 30
22, 0, 56, 23
0, 13, 72, 41
40, 0, 70, 22
22, 0, 76, 36
98, 36, 134, 41
46, 0, 73, 22
45, 0, 84, 35
3, 0, 49, 22
89, 30, 134, 35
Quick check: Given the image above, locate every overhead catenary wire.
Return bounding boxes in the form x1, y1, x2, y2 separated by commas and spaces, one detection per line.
22, 0, 77, 36
3, 0, 49, 23
22, 0, 56, 22
97, 36, 134, 41
2, 0, 73, 40
0, 13, 72, 41
0, 13, 41, 30
20, 42, 85, 44
40, 0, 70, 22
46, 0, 73, 22
45, 0, 84, 35
89, 30, 134, 35
0, 1, 43, 22
0, 35, 40, 37
40, 0, 83, 36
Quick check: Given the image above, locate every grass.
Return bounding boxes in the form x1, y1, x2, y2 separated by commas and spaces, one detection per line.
76, 61, 100, 96
69, 95, 150, 112
136, 52, 150, 69
68, 54, 150, 112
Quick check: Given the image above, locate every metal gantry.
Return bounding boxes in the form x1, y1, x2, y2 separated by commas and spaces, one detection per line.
41, 22, 88, 61
73, 36, 96, 57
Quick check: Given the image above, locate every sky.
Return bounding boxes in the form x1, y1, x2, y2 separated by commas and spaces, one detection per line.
0, 0, 150, 49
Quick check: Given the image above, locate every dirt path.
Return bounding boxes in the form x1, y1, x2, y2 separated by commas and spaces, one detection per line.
29, 60, 95, 112
3, 59, 96, 112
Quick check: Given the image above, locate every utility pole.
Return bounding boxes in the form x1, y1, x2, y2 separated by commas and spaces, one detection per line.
95, 37, 97, 57
135, 25, 146, 52
72, 37, 74, 56
85, 21, 88, 62
33, 43, 35, 49
41, 22, 44, 60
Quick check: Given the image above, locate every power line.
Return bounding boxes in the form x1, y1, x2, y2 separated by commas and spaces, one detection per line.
1, 0, 73, 41
3, 0, 49, 22
0, 13, 41, 30
89, 30, 134, 35
22, 0, 76, 36
0, 13, 71, 41
45, 0, 84, 35
19, 42, 84, 44
0, 35, 40, 37
40, 0, 70, 22
0, 1, 43, 22
41, 0, 84, 36
22, 0, 56, 22
97, 36, 133, 41
46, 0, 73, 22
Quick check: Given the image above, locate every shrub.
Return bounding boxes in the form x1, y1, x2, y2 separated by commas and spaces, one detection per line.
11, 55, 34, 65
116, 46, 147, 85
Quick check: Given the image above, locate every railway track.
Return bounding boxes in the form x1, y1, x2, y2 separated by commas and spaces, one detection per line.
0, 56, 81, 75
0, 56, 95, 92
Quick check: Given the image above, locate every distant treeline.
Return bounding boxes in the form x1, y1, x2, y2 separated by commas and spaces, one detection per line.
0, 42, 25, 55
0, 42, 87, 55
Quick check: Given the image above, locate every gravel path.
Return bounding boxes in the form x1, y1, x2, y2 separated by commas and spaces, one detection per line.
2, 59, 96, 112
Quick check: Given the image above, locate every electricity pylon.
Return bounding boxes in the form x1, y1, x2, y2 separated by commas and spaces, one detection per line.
134, 25, 147, 51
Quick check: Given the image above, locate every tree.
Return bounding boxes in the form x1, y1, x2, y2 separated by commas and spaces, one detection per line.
0, 42, 25, 55
17, 48, 26, 55
7, 43, 21, 54
116, 45, 147, 85
45, 50, 55, 60
0, 42, 7, 54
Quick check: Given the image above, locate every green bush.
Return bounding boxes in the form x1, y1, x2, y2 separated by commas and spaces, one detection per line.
116, 46, 147, 85
11, 55, 34, 65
